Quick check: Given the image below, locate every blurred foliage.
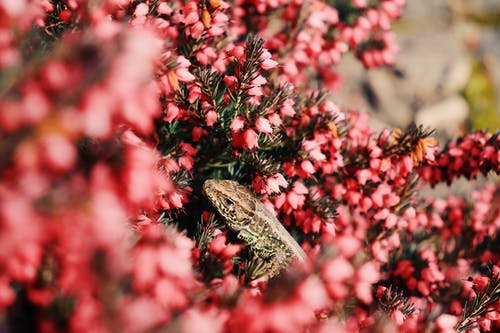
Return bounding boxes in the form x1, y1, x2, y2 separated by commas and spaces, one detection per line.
465, 9, 500, 28
463, 58, 500, 132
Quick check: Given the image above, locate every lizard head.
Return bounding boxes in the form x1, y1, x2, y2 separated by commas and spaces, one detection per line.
203, 179, 256, 229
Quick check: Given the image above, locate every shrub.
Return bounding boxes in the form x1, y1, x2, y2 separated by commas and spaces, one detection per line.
0, 1, 498, 332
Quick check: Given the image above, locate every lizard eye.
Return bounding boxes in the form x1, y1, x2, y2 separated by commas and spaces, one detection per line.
223, 198, 234, 207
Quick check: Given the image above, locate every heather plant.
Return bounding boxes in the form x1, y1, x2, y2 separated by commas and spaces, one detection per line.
0, 1, 499, 333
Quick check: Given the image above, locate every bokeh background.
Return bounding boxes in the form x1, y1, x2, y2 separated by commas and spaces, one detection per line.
333, 0, 500, 196
334, 0, 500, 135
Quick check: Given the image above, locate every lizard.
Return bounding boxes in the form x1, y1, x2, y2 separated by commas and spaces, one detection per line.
203, 179, 306, 278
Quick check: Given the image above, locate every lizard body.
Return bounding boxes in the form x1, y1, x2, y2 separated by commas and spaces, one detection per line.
203, 179, 306, 277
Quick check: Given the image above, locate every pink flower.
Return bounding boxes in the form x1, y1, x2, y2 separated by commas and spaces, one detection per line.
120, 297, 168, 333
190, 22, 205, 38
265, 173, 288, 193
157, 2, 173, 15
302, 140, 326, 161
353, 0, 367, 8
122, 139, 166, 208
134, 3, 148, 17
382, 1, 403, 19
300, 160, 315, 176
176, 67, 195, 82
322, 257, 354, 300
356, 169, 372, 185
165, 103, 180, 122
336, 236, 362, 259
285, 182, 308, 210
183, 2, 200, 25
180, 308, 225, 333
394, 260, 415, 279
315, 319, 349, 333
247, 86, 263, 97
391, 309, 406, 325
354, 262, 380, 304
40, 134, 76, 172
261, 57, 278, 70
209, 233, 227, 255
280, 99, 295, 117
252, 173, 288, 195
243, 128, 259, 149
179, 155, 194, 170
209, 13, 228, 36
292, 181, 309, 195
296, 275, 330, 309
252, 74, 267, 86
205, 110, 218, 126
259, 50, 278, 70
230, 116, 245, 132
227, 45, 245, 58
255, 117, 273, 134
187, 84, 202, 103
259, 49, 272, 61
322, 257, 354, 283
435, 314, 458, 333
154, 278, 189, 309
156, 244, 194, 281
286, 191, 304, 210
268, 113, 282, 126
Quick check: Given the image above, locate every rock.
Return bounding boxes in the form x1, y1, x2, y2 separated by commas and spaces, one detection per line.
419, 175, 489, 199
368, 114, 392, 133
402, 0, 452, 29
438, 56, 471, 97
395, 32, 469, 105
365, 69, 413, 128
335, 30, 470, 130
332, 54, 370, 111
415, 95, 469, 136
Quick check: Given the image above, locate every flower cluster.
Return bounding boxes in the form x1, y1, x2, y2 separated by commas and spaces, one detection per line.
419, 131, 500, 186
235, 0, 406, 87
0, 1, 499, 333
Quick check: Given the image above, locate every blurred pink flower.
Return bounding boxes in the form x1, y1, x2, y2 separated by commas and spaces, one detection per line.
435, 314, 458, 333
180, 308, 225, 333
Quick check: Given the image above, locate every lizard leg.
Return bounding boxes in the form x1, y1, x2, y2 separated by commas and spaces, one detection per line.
238, 229, 292, 277
238, 229, 274, 260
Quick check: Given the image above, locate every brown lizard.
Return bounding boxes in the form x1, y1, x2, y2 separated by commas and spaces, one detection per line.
203, 179, 306, 278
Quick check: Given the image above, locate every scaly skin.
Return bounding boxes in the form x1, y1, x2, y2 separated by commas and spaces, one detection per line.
203, 179, 306, 278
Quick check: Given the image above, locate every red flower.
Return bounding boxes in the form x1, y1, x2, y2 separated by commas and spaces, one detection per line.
209, 233, 242, 259
0, 278, 15, 309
